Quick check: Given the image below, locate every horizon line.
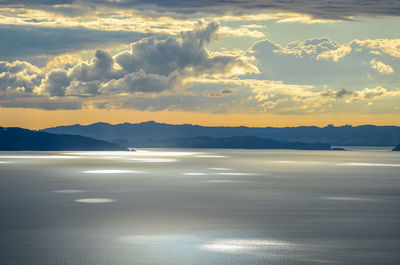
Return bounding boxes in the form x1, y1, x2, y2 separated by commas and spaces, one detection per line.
2, 121, 400, 131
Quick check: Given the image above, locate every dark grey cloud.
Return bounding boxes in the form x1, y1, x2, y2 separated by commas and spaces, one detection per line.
0, 0, 73, 3
100, 70, 179, 94
0, 91, 82, 110
2, 0, 400, 19
41, 69, 70, 96
69, 50, 124, 82
320, 87, 389, 102
0, 25, 148, 66
320, 88, 356, 99
207, 88, 236, 97
0, 98, 82, 110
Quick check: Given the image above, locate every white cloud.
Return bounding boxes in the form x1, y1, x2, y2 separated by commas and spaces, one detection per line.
187, 77, 400, 114
275, 37, 340, 57
0, 61, 43, 93
354, 39, 400, 58
369, 59, 394, 75
218, 26, 265, 38
317, 45, 352, 62
241, 24, 266, 29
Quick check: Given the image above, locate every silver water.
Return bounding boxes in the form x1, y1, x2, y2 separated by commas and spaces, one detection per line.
0, 148, 399, 264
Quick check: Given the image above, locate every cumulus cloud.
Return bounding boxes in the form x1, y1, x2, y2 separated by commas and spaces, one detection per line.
69, 50, 124, 82
100, 70, 179, 94
354, 39, 400, 58
369, 59, 394, 75
317, 46, 352, 62
62, 21, 255, 97
355, 87, 389, 101
36, 22, 255, 98
0, 22, 258, 110
40, 69, 70, 96
0, 61, 43, 93
115, 22, 256, 77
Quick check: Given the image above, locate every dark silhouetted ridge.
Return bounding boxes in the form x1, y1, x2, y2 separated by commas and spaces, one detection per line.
133, 136, 332, 150
43, 121, 400, 147
0, 127, 125, 151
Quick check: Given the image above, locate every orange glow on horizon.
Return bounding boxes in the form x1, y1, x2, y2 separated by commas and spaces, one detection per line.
1, 108, 399, 130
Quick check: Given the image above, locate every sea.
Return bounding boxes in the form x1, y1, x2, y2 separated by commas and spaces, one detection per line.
0, 147, 399, 265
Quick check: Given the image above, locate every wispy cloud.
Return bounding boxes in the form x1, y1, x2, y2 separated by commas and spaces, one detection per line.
2, 1, 399, 20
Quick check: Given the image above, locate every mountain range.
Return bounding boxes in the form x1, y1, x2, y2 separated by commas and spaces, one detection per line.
0, 126, 335, 151
43, 121, 400, 147
131, 136, 332, 150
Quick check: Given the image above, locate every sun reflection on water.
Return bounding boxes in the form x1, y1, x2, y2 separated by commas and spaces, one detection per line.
200, 239, 292, 253
75, 198, 115, 203
83, 169, 143, 174
64, 150, 201, 157
127, 158, 178, 163
53, 189, 86, 193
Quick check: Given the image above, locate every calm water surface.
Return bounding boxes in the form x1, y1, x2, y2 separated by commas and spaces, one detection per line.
0, 148, 399, 265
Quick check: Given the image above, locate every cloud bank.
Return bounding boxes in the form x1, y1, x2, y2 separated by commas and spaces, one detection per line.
2, 0, 400, 19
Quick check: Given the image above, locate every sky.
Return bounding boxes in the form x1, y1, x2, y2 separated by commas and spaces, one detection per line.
0, 0, 400, 129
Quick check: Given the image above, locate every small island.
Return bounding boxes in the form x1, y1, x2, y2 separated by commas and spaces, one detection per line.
331, 147, 347, 151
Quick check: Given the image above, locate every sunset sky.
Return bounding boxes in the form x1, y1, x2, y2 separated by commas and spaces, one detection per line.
1, 0, 400, 129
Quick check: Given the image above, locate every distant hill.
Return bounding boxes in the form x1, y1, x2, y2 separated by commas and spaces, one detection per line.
43, 121, 400, 147
0, 127, 124, 151
133, 136, 332, 150
393, 144, 400, 151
